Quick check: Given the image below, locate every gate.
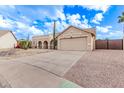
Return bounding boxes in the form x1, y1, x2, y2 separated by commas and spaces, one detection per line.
96, 39, 123, 50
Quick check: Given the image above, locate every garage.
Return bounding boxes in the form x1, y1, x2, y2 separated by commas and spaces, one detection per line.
57, 26, 96, 51
60, 37, 87, 51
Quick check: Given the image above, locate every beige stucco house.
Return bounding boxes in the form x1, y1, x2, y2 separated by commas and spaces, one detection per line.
0, 30, 17, 49
32, 26, 96, 51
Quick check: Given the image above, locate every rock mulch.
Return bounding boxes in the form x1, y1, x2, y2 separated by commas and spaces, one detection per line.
0, 49, 52, 60
64, 50, 124, 88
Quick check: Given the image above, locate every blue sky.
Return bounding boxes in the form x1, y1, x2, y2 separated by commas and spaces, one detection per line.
0, 5, 123, 40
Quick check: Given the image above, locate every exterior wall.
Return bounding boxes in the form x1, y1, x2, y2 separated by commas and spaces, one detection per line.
0, 32, 17, 49
93, 36, 96, 50
32, 35, 53, 49
32, 27, 96, 51
90, 35, 96, 50
57, 27, 93, 51
123, 37, 124, 50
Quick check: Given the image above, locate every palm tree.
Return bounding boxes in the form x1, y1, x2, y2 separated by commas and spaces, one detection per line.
118, 12, 124, 35
118, 12, 124, 50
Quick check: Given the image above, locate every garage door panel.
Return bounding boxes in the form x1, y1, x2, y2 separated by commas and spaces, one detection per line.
60, 37, 87, 51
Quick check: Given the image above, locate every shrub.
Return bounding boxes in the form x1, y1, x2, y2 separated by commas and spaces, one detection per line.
18, 40, 30, 49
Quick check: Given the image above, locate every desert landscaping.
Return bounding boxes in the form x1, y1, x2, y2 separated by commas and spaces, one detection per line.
0, 49, 124, 87
0, 5, 124, 88
64, 50, 124, 87
0, 49, 52, 60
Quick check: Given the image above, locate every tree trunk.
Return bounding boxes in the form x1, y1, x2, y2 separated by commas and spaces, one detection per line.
53, 21, 56, 50
122, 23, 124, 50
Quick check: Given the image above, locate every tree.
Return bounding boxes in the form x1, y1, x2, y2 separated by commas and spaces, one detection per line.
118, 12, 124, 36
118, 12, 124, 50
118, 12, 124, 23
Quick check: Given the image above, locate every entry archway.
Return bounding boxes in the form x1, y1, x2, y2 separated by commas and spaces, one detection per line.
38, 41, 42, 48
50, 40, 54, 49
43, 41, 48, 49
50, 39, 57, 49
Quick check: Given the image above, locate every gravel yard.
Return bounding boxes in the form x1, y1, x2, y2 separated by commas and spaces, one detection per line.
0, 49, 52, 60
64, 50, 124, 88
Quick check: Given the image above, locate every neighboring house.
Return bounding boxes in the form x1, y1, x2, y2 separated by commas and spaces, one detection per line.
32, 26, 96, 51
0, 30, 17, 49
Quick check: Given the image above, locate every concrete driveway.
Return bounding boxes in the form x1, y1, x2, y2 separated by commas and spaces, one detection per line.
0, 50, 84, 87
0, 61, 81, 88
10, 50, 85, 76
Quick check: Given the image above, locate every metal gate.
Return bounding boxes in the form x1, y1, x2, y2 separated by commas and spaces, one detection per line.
96, 39, 123, 50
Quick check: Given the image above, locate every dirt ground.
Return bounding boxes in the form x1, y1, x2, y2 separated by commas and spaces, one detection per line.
0, 48, 52, 60
64, 50, 124, 88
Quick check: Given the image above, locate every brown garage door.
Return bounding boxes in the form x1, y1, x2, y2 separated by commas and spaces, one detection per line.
96, 39, 123, 50
60, 37, 87, 51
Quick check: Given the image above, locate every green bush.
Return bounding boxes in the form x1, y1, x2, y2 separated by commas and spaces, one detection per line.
18, 40, 31, 49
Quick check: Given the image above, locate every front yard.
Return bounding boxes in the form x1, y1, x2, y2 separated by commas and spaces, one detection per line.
64, 50, 124, 88
0, 49, 83, 87
1, 49, 124, 88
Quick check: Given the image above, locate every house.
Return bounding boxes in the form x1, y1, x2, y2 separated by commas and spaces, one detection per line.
0, 30, 17, 49
32, 26, 96, 51
32, 33, 59, 49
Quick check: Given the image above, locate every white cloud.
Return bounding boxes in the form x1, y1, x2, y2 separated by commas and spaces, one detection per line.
43, 13, 91, 34
0, 14, 43, 39
16, 21, 26, 28
96, 26, 112, 33
82, 5, 110, 13
56, 10, 66, 21
28, 26, 43, 35
15, 21, 43, 35
44, 20, 69, 34
109, 31, 122, 36
81, 15, 91, 28
92, 13, 104, 24
97, 30, 123, 39
66, 14, 91, 28
56, 20, 69, 32
67, 13, 81, 26
0, 15, 13, 29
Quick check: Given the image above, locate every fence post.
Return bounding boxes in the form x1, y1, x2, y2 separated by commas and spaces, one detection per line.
122, 36, 124, 50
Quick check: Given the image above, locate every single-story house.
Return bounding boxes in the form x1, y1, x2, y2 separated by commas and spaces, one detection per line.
0, 30, 17, 49
32, 26, 96, 51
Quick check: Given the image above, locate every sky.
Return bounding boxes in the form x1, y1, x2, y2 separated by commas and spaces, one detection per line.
0, 5, 124, 40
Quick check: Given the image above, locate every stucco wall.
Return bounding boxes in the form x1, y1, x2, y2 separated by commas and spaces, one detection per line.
32, 35, 52, 48
32, 27, 96, 51
123, 37, 124, 50
57, 27, 94, 51
0, 32, 17, 49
